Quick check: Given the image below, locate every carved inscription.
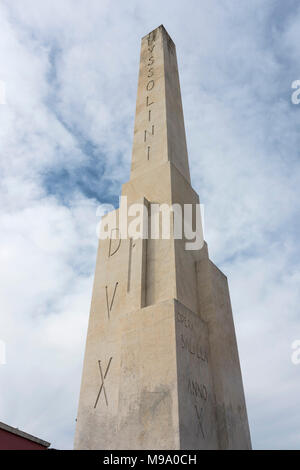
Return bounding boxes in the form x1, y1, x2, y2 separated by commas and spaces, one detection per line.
144, 31, 156, 160
94, 357, 112, 408
188, 378, 208, 439
188, 379, 207, 401
144, 125, 154, 142
146, 96, 154, 107
147, 30, 156, 46
177, 312, 208, 362
195, 404, 205, 439
177, 311, 194, 330
180, 334, 208, 362
127, 238, 136, 292
108, 228, 121, 257
146, 80, 155, 91
105, 282, 118, 319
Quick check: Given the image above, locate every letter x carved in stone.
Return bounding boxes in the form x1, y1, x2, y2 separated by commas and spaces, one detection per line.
94, 357, 112, 409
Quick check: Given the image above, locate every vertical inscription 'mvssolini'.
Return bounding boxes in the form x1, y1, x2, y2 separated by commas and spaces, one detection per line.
144, 31, 156, 160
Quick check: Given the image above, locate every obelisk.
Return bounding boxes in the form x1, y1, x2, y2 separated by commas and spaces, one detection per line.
74, 25, 251, 450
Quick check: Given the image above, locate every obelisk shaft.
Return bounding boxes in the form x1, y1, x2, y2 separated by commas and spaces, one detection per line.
131, 25, 190, 183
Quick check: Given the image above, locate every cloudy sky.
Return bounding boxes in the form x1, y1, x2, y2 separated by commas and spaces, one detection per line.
1, 0, 300, 449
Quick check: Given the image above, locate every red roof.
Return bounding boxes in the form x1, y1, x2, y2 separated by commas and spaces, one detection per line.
0, 421, 50, 450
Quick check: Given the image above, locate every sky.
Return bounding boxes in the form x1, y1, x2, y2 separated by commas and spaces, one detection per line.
0, 0, 300, 450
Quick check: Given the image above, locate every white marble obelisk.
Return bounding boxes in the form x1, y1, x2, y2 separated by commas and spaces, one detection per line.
74, 25, 251, 450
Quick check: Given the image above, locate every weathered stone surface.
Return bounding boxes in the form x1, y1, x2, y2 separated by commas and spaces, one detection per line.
74, 25, 251, 450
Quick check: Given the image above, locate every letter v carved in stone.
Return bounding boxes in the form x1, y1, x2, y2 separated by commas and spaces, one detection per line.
105, 282, 118, 319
